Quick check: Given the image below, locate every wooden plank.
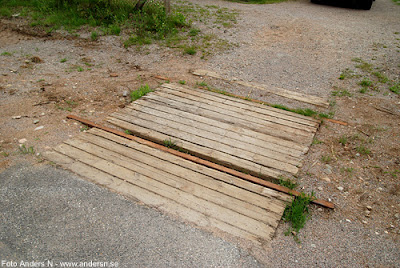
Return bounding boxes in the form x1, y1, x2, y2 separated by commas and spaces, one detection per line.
119, 107, 301, 170
110, 112, 299, 175
150, 90, 312, 144
89, 128, 293, 204
192, 69, 330, 108
107, 116, 285, 179
66, 115, 335, 209
127, 100, 305, 158
53, 143, 277, 239
162, 83, 320, 127
133, 96, 308, 155
71, 134, 286, 225
161, 83, 319, 132
140, 94, 310, 151
43, 151, 263, 245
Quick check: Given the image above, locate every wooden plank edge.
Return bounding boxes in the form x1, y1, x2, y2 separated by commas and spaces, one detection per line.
192, 69, 330, 108
324, 118, 348, 126
66, 114, 335, 209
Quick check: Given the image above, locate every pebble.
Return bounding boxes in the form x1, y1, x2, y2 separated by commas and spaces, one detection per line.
311, 244, 316, 248
123, 90, 129, 97
366, 206, 372, 210
33, 120, 40, 124
346, 219, 351, 223
337, 186, 344, 191
18, 138, 27, 144
34, 126, 44, 131
317, 208, 323, 212
356, 153, 360, 157
362, 220, 368, 224
317, 186, 323, 191
40, 112, 45, 116
377, 187, 383, 191
12, 115, 22, 119
321, 177, 331, 182
394, 213, 399, 219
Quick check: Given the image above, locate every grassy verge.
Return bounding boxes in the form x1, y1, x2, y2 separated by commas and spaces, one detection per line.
130, 84, 153, 101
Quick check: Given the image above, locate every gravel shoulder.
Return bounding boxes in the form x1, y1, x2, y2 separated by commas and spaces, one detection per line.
1, 0, 399, 267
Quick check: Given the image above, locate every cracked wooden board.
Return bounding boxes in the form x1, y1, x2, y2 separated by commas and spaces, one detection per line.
108, 83, 320, 180
43, 128, 293, 246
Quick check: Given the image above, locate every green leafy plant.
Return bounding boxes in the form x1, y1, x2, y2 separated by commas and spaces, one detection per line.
1, 51, 12, 56
321, 154, 332, 163
91, 31, 99, 41
331, 89, 352, 97
60, 58, 67, 63
359, 78, 373, 87
183, 45, 197, 55
338, 135, 348, 145
178, 80, 186, 85
130, 84, 153, 101
19, 144, 35, 155
356, 145, 371, 155
283, 192, 315, 241
389, 82, 400, 94
278, 176, 297, 190
124, 129, 132, 135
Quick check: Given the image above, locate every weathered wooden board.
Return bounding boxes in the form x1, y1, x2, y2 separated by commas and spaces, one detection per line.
108, 83, 319, 180
43, 128, 292, 246
192, 69, 330, 108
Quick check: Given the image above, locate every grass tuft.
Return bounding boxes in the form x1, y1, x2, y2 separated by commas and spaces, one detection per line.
278, 176, 297, 190
130, 84, 153, 101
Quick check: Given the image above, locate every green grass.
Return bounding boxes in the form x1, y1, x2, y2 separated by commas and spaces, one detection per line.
312, 138, 323, 145
356, 145, 371, 155
1, 51, 12, 56
321, 154, 332, 163
130, 84, 153, 101
183, 46, 197, 55
270, 104, 317, 117
389, 82, 400, 94
91, 31, 99, 41
278, 176, 297, 190
178, 80, 186, 85
60, 58, 67, 63
372, 71, 389, 83
163, 138, 189, 153
124, 129, 132, 135
352, 58, 373, 72
359, 78, 373, 87
283, 192, 315, 240
331, 89, 352, 97
338, 68, 356, 80
338, 135, 348, 145
19, 144, 35, 155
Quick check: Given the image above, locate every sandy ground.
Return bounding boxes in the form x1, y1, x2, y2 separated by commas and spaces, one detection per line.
1, 0, 399, 266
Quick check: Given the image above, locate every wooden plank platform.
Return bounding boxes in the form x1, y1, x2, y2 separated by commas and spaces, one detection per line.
108, 83, 320, 180
43, 128, 292, 246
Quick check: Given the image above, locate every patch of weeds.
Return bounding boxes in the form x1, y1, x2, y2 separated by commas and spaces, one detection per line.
339, 68, 355, 80
359, 78, 373, 87
352, 58, 373, 72
0, 7, 12, 17
270, 104, 317, 117
278, 176, 297, 190
19, 144, 35, 155
384, 169, 400, 178
130, 84, 153, 101
163, 138, 189, 153
283, 192, 315, 242
321, 154, 332, 163
80, 125, 90, 132
107, 24, 121, 36
342, 167, 354, 174
389, 82, 400, 94
359, 87, 368, 94
196, 81, 210, 89
318, 112, 334, 119
178, 80, 186, 85
77, 66, 84, 72
338, 135, 348, 145
124, 129, 132, 135
183, 45, 197, 55
1, 51, 12, 56
124, 35, 152, 47
331, 89, 352, 97
312, 138, 323, 145
356, 145, 371, 155
91, 31, 99, 41
1, 151, 9, 157
60, 58, 67, 63
188, 28, 201, 36
372, 71, 389, 83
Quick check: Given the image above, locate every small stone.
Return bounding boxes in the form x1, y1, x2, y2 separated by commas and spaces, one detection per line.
375, 232, 379, 235
317, 186, 323, 191
291, 231, 297, 236
34, 126, 44, 131
123, 90, 129, 97
356, 153, 360, 157
317, 208, 323, 212
337, 186, 344, 191
110, 73, 119, 77
311, 244, 316, 248
18, 138, 27, 144
377, 187, 383, 191
346, 219, 351, 223
40, 112, 45, 116
384, 231, 388, 234
62, 120, 67, 123
321, 177, 331, 182
395, 213, 400, 219
12, 115, 22, 119
365, 210, 371, 214
362, 220, 368, 224
33, 119, 40, 124
366, 206, 372, 210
